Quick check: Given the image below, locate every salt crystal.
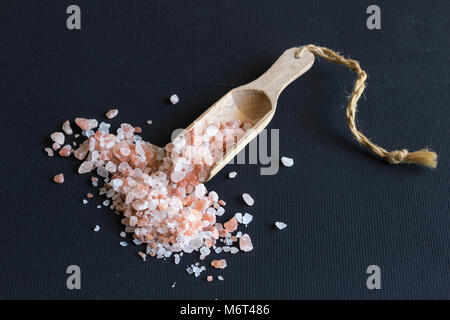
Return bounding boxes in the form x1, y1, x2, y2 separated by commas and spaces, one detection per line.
106, 109, 118, 119
195, 184, 207, 197
239, 234, 253, 252
74, 134, 80, 138
171, 282, 176, 288
242, 193, 254, 206
62, 120, 73, 135
174, 254, 180, 265
207, 275, 213, 282
218, 276, 224, 281
96, 205, 101, 209
98, 122, 111, 134
133, 238, 142, 245
94, 225, 100, 232
120, 231, 126, 238
236, 231, 242, 238
75, 118, 98, 131
216, 207, 225, 216
147, 120, 152, 125
51, 132, 65, 145
169, 94, 179, 104
119, 241, 128, 247
44, 147, 54, 157
208, 191, 219, 202
242, 213, 253, 225
211, 259, 227, 269
58, 145, 71, 157
228, 171, 237, 179
199, 247, 211, 257
52, 142, 61, 151
234, 212, 243, 223
53, 173, 64, 184
97, 166, 108, 178
281, 156, 294, 167
103, 200, 110, 206
230, 247, 239, 254
275, 221, 287, 230
82, 199, 88, 204
78, 161, 93, 174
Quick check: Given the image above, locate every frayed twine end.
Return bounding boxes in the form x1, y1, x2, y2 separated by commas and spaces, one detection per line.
387, 149, 437, 169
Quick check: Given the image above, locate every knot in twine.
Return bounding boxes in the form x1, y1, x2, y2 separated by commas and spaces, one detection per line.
296, 45, 437, 169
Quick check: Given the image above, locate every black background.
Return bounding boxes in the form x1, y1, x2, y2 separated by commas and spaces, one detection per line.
0, 0, 448, 299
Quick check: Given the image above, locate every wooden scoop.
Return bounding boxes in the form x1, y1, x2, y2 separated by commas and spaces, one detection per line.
186, 47, 315, 181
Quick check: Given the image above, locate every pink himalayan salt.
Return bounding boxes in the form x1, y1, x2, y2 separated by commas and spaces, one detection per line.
57, 117, 254, 260
44, 147, 54, 157
106, 109, 118, 119
138, 251, 146, 261
53, 173, 64, 183
224, 217, 238, 232
211, 259, 227, 269
75, 118, 98, 131
51, 132, 64, 145
52, 142, 61, 151
58, 145, 71, 157
206, 275, 213, 282
62, 120, 73, 135
239, 234, 253, 252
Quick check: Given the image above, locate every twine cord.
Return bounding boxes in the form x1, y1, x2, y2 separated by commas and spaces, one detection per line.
296, 45, 437, 168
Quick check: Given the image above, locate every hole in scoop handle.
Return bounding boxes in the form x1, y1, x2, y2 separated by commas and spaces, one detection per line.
249, 47, 315, 102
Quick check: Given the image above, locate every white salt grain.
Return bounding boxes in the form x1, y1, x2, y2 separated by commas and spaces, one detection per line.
133, 238, 142, 245
216, 207, 225, 216
218, 276, 224, 281
82, 199, 88, 204
242, 193, 254, 206
120, 231, 126, 238
119, 241, 128, 247
170, 94, 180, 104
147, 120, 152, 125
228, 171, 237, 179
275, 221, 287, 230
235, 212, 243, 223
230, 247, 239, 254
94, 225, 100, 232
174, 254, 180, 265
242, 213, 253, 225
281, 156, 294, 167
171, 282, 176, 288
96, 205, 101, 209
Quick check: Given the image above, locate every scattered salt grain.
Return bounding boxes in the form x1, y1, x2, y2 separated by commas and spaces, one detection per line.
120, 231, 126, 238
242, 213, 253, 225
82, 199, 88, 204
103, 199, 110, 206
106, 109, 118, 119
133, 238, 142, 245
58, 145, 71, 157
53, 173, 64, 184
93, 225, 100, 232
230, 247, 239, 254
138, 251, 146, 261
171, 282, 176, 288
52, 143, 61, 151
228, 171, 237, 179
75, 118, 98, 131
242, 193, 254, 206
169, 94, 179, 104
51, 132, 65, 145
74, 134, 80, 138
281, 156, 294, 167
216, 207, 225, 216
174, 254, 180, 265
275, 221, 287, 230
218, 276, 224, 281
146, 120, 152, 125
44, 147, 54, 157
211, 259, 227, 269
207, 276, 213, 282
62, 120, 73, 135
239, 234, 253, 252
234, 213, 243, 224
119, 241, 128, 247
96, 205, 101, 209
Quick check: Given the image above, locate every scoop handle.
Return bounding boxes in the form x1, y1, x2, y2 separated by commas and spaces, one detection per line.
247, 47, 315, 103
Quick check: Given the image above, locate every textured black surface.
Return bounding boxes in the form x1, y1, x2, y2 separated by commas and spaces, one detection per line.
0, 0, 448, 299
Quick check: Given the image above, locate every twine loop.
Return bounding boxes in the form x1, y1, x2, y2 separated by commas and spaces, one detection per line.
295, 44, 437, 169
